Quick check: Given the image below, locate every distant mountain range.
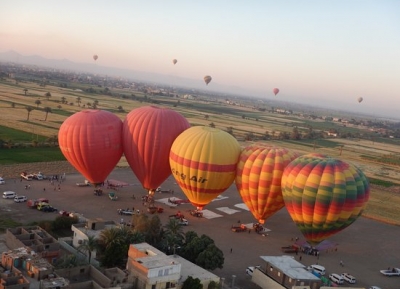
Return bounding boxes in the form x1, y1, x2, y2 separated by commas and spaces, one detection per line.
0, 50, 256, 97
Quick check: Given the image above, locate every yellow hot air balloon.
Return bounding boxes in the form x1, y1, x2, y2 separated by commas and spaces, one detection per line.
204, 75, 212, 85
172, 59, 178, 65
169, 126, 241, 210
235, 144, 299, 224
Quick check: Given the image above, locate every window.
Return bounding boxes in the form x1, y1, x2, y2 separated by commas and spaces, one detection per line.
151, 285, 156, 289
158, 270, 163, 276
278, 272, 281, 277
80, 268, 85, 273
164, 268, 169, 275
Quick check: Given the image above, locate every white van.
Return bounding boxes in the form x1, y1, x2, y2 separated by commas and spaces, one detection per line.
3, 191, 16, 199
329, 273, 344, 284
308, 264, 326, 275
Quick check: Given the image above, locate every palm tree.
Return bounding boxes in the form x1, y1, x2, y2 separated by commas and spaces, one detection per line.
43, 107, 52, 121
44, 92, 51, 100
23, 88, 28, 95
35, 99, 41, 108
61, 96, 66, 104
78, 236, 98, 264
76, 96, 81, 106
164, 218, 185, 255
25, 106, 33, 121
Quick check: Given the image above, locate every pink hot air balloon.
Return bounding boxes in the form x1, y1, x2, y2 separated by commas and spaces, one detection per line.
273, 88, 279, 96
122, 106, 190, 194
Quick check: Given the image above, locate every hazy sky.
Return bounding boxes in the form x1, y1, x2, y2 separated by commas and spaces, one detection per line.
1, 1, 399, 118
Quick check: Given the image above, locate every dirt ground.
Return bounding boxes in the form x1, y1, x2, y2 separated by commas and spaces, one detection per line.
0, 164, 399, 289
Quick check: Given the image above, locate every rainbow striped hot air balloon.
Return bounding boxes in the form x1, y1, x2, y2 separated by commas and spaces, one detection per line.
281, 153, 370, 245
235, 144, 299, 224
169, 126, 241, 210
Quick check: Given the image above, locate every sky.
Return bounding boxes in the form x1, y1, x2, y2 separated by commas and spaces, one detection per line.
1, 0, 400, 119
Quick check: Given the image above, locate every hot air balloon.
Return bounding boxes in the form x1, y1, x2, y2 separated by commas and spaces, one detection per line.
93, 55, 98, 61
273, 88, 279, 96
204, 75, 212, 85
281, 153, 370, 245
172, 59, 177, 65
58, 110, 123, 186
358, 97, 363, 103
169, 126, 241, 210
122, 106, 190, 194
235, 144, 299, 224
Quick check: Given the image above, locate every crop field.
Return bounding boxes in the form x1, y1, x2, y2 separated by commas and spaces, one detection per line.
1, 79, 400, 225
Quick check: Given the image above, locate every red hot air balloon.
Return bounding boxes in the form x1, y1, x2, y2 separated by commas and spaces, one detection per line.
273, 88, 279, 96
58, 110, 123, 186
235, 144, 299, 224
122, 106, 190, 194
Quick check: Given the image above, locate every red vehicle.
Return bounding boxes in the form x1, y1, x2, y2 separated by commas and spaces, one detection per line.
27, 198, 49, 209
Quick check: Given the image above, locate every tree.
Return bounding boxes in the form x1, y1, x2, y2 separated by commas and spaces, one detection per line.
35, 99, 41, 108
182, 276, 202, 289
23, 88, 28, 95
291, 126, 301, 140
209, 122, 216, 128
11, 102, 15, 108
76, 96, 81, 106
61, 96, 66, 104
196, 244, 224, 270
226, 127, 233, 135
204, 114, 209, 120
78, 235, 98, 264
25, 106, 33, 120
45, 92, 51, 100
57, 105, 62, 109
117, 105, 124, 112
43, 107, 52, 121
164, 218, 185, 254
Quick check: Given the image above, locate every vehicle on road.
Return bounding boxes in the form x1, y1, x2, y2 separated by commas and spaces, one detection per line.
33, 173, 45, 180
189, 210, 203, 218
246, 266, 260, 276
27, 198, 49, 208
37, 202, 57, 212
307, 264, 326, 276
341, 273, 356, 283
94, 189, 103, 196
329, 273, 344, 284
118, 209, 134, 215
77, 180, 90, 187
281, 245, 299, 253
14, 195, 28, 203
169, 211, 185, 219
3, 191, 16, 199
0, 177, 5, 185
147, 206, 164, 214
178, 218, 189, 226
231, 224, 248, 232
380, 267, 400, 276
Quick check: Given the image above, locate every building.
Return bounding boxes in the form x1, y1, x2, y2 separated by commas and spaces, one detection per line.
126, 243, 220, 289
5, 227, 60, 265
251, 256, 321, 289
0, 266, 29, 289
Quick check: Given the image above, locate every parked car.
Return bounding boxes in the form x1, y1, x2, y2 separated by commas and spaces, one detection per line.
3, 191, 16, 199
178, 218, 189, 226
14, 196, 28, 203
341, 273, 356, 284
118, 209, 134, 215
246, 266, 261, 276
329, 273, 344, 284
0, 177, 5, 185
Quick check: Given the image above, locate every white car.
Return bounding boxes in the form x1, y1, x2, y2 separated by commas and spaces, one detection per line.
0, 177, 5, 185
341, 272, 356, 283
329, 273, 344, 284
246, 265, 261, 276
14, 195, 28, 203
178, 218, 189, 226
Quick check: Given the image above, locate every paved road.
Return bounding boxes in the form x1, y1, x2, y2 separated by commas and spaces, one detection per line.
1, 168, 399, 289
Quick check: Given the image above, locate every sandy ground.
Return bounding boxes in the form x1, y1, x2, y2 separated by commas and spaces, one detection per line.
0, 166, 399, 289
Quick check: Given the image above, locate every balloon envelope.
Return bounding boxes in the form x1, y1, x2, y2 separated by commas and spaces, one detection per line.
204, 75, 212, 85
358, 97, 363, 103
273, 88, 279, 96
170, 126, 241, 210
58, 110, 123, 185
93, 55, 98, 61
235, 144, 299, 224
123, 106, 190, 192
281, 153, 370, 245
172, 59, 177, 65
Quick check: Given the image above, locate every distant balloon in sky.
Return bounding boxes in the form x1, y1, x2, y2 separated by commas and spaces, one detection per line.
93, 54, 98, 61
204, 75, 212, 85
358, 97, 363, 103
273, 88, 279, 96
172, 59, 178, 65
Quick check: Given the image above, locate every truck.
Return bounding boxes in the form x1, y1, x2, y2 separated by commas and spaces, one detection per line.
76, 180, 90, 187
380, 268, 400, 276
231, 224, 248, 232
27, 198, 49, 209
20, 172, 33, 181
281, 245, 299, 253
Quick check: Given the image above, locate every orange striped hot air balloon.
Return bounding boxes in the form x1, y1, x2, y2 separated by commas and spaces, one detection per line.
281, 153, 370, 245
58, 110, 123, 186
169, 126, 241, 210
235, 144, 299, 224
